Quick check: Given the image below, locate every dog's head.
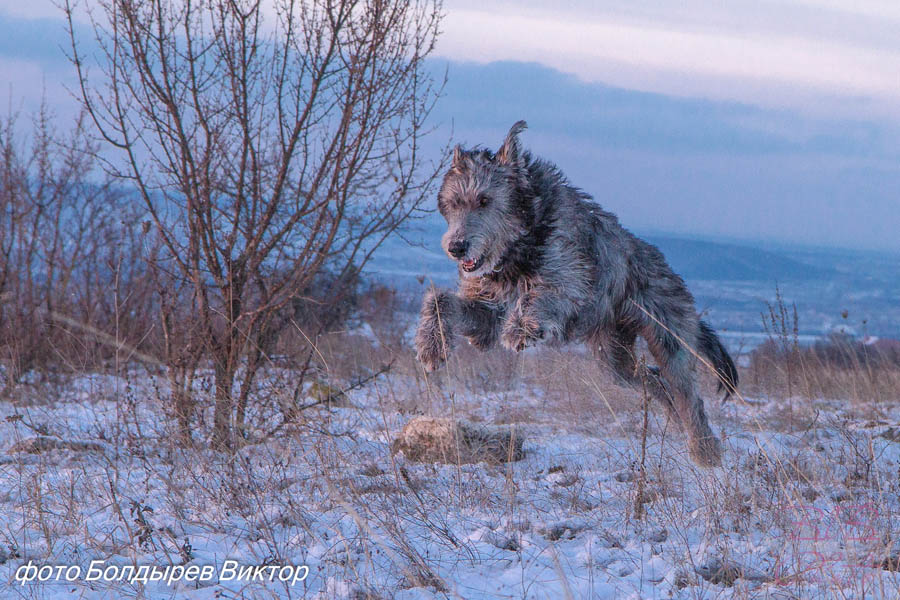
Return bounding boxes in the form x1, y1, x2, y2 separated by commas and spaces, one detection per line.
437, 121, 529, 278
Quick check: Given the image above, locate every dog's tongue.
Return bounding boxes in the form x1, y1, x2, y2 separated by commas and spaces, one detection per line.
462, 258, 475, 269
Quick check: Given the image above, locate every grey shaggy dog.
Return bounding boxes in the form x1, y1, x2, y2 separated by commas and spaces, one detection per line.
414, 121, 738, 467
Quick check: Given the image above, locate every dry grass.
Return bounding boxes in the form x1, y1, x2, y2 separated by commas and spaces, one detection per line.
2, 303, 900, 598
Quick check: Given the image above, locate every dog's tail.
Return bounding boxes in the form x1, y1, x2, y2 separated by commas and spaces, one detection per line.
697, 320, 739, 401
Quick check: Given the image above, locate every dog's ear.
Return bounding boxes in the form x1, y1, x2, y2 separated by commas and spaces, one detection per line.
451, 144, 463, 167
496, 120, 527, 167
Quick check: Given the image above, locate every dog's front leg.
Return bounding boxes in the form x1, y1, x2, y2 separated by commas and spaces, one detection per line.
415, 288, 457, 372
460, 300, 502, 351
501, 290, 545, 352
501, 287, 577, 352
415, 289, 501, 371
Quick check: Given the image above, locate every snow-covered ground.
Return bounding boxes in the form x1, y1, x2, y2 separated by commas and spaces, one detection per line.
3, 346, 900, 599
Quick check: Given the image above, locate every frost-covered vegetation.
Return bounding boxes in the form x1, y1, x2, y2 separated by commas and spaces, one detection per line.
3, 310, 900, 599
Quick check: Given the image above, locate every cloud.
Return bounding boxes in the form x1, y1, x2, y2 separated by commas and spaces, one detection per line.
10, 0, 899, 115
430, 60, 900, 159
438, 1, 900, 117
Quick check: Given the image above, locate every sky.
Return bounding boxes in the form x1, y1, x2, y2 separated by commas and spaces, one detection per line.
1, 0, 899, 251
440, 0, 900, 118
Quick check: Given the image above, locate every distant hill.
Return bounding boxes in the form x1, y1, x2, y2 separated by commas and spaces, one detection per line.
366, 220, 833, 285
365, 218, 457, 286
645, 235, 833, 281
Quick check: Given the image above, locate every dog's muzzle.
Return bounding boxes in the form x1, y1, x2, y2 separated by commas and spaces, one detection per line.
460, 256, 484, 272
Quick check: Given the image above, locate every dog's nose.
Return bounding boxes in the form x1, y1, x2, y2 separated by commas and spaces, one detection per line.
448, 240, 469, 258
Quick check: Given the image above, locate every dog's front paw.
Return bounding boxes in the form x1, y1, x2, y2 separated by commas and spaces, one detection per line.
416, 341, 447, 372
415, 291, 452, 372
415, 318, 449, 372
501, 312, 542, 352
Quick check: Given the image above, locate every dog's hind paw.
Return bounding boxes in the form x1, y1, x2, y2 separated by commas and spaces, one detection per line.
689, 433, 723, 468
501, 313, 542, 352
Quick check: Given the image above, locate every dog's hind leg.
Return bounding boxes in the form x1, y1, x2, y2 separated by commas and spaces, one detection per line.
638, 317, 722, 467
600, 326, 679, 422
596, 321, 721, 466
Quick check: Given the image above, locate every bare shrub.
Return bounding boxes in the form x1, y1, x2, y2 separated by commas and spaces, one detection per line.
0, 106, 154, 391
357, 282, 414, 347
748, 291, 900, 405
64, 0, 444, 447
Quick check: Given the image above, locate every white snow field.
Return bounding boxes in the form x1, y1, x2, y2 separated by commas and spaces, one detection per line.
2, 334, 900, 599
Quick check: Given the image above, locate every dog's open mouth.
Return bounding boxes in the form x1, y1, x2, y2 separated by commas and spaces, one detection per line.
460, 257, 483, 272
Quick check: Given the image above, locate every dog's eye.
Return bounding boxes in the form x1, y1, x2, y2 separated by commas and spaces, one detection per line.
478, 194, 490, 208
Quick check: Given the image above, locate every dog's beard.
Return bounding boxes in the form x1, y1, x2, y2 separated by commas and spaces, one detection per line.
448, 221, 524, 279
459, 257, 490, 278
457, 244, 504, 278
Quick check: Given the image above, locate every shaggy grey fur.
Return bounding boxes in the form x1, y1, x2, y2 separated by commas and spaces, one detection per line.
414, 121, 738, 467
